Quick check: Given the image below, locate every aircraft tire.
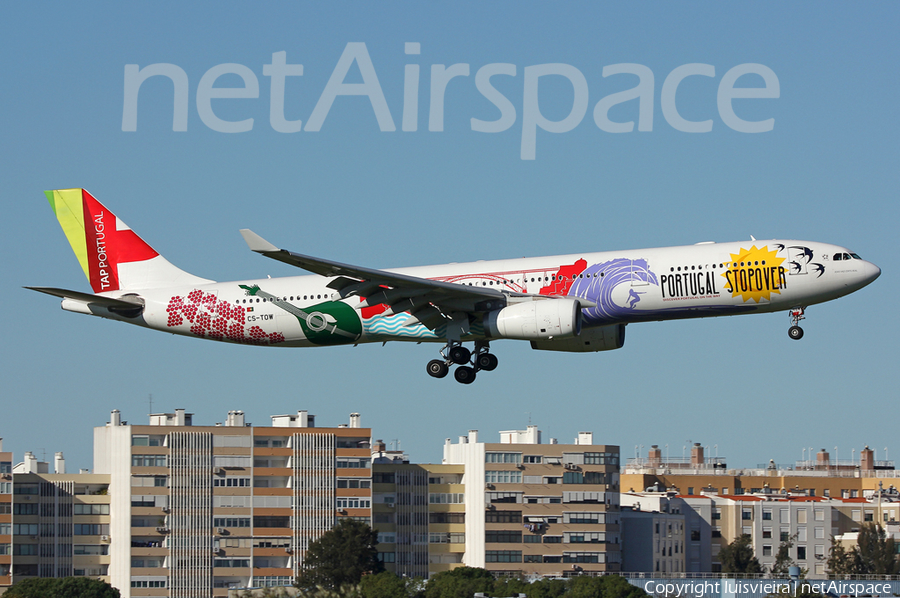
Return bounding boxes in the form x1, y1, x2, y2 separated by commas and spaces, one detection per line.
449, 346, 471, 365
454, 366, 477, 385
427, 359, 449, 378
477, 353, 499, 371
788, 326, 804, 340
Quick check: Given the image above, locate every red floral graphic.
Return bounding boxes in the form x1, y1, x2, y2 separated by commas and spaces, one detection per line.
166, 290, 284, 345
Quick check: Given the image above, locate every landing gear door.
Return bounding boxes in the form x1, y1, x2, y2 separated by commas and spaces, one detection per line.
787, 246, 809, 275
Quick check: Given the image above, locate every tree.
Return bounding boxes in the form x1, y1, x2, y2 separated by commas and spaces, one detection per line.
424, 567, 495, 598
295, 519, 384, 590
855, 522, 900, 575
718, 534, 764, 574
4, 577, 120, 598
565, 575, 648, 598
770, 533, 797, 577
360, 571, 424, 598
827, 524, 900, 576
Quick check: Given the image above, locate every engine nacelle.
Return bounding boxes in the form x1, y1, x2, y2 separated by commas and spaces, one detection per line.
483, 299, 582, 341
530, 324, 625, 353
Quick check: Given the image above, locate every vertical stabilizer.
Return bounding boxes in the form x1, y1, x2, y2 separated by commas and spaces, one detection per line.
44, 189, 212, 292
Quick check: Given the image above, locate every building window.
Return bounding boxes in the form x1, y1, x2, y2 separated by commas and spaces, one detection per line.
763, 545, 772, 556
486, 550, 522, 563
583, 452, 618, 465
486, 470, 523, 484
431, 512, 465, 524
524, 535, 542, 543
742, 509, 752, 520
485, 452, 522, 464
543, 536, 562, 544
762, 509, 772, 520
712, 509, 721, 520
337, 479, 371, 489
797, 546, 806, 560
429, 493, 464, 504
377, 552, 396, 563
336, 458, 370, 469
336, 498, 371, 509
485, 510, 522, 524
524, 456, 542, 464
524, 554, 542, 563
213, 517, 250, 528
132, 455, 167, 467
763, 528, 772, 539
486, 530, 522, 543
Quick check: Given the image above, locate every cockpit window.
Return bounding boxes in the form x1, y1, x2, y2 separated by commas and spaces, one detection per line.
843, 253, 852, 260
833, 253, 843, 261
850, 253, 861, 260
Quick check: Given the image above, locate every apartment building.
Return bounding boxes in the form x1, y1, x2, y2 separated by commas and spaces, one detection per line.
619, 493, 686, 574
623, 488, 900, 578
0, 446, 112, 592
92, 408, 372, 598
1, 441, 12, 587
623, 444, 898, 500
370, 425, 621, 579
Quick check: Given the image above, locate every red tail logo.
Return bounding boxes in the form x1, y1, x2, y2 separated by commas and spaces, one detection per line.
82, 191, 158, 293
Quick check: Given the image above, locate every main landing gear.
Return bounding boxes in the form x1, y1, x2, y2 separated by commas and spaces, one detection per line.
426, 340, 498, 384
788, 307, 805, 340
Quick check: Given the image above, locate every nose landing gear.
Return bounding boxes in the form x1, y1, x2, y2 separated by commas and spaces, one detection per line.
788, 307, 805, 340
426, 340, 498, 383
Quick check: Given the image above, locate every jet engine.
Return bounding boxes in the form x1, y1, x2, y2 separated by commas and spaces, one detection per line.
483, 299, 582, 340
530, 324, 625, 352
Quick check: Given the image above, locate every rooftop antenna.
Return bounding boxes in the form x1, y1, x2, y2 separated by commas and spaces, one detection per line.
148, 393, 153, 416
525, 412, 532, 425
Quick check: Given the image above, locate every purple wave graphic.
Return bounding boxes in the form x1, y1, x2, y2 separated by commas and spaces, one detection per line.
570, 258, 659, 322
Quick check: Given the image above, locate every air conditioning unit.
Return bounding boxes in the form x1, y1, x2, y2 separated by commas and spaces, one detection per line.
161, 507, 171, 513
156, 527, 170, 534
30, 535, 38, 540
386, 502, 395, 508
285, 548, 293, 554
486, 483, 495, 489
216, 527, 227, 534
100, 535, 111, 542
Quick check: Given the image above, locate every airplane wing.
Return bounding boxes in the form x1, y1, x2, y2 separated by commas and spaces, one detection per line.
240, 229, 591, 331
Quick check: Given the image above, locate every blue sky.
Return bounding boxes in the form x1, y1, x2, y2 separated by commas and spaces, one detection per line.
1, 3, 897, 471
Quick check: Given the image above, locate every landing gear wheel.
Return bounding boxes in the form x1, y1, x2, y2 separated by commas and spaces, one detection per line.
449, 345, 471, 365
426, 359, 449, 378
788, 326, 804, 340
454, 366, 477, 385
476, 353, 499, 371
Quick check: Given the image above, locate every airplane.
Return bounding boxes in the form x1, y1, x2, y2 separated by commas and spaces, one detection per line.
30, 189, 881, 384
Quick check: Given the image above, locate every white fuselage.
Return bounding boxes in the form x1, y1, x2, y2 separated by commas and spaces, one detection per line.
86, 239, 879, 348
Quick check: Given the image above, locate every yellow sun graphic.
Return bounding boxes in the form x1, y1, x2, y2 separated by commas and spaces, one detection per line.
721, 245, 787, 303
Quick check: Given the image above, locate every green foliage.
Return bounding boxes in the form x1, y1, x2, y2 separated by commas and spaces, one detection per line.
718, 534, 764, 574
564, 575, 648, 598
827, 523, 900, 576
4, 577, 120, 598
424, 567, 496, 598
769, 533, 796, 577
295, 519, 384, 591
420, 568, 647, 598
360, 571, 425, 598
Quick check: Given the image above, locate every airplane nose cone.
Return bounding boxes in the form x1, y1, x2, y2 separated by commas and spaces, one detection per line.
868, 261, 882, 282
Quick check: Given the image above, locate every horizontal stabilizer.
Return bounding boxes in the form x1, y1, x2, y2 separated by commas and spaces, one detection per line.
25, 286, 144, 309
